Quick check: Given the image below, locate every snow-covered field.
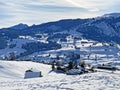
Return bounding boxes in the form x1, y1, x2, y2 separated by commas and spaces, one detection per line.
0, 61, 120, 90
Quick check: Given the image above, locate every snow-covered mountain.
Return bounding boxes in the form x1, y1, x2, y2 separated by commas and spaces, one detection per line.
0, 13, 120, 58
103, 13, 120, 17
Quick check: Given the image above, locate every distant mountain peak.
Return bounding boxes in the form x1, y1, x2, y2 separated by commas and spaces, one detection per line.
102, 13, 120, 17
10, 23, 29, 30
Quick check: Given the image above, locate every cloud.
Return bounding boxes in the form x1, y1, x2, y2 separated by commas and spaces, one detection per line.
0, 0, 120, 28
64, 0, 120, 12
24, 4, 88, 12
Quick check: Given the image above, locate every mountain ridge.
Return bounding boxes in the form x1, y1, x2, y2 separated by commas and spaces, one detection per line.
9, 23, 29, 30
0, 13, 120, 58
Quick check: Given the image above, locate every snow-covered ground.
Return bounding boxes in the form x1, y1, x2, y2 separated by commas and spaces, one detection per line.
0, 36, 48, 58
0, 61, 120, 90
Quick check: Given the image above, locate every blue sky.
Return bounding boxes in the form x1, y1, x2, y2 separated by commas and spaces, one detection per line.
0, 0, 120, 28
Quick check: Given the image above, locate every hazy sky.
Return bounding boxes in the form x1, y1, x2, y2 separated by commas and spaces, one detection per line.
0, 0, 120, 28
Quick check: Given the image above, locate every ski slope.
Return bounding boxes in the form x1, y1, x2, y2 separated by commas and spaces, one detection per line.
0, 61, 120, 90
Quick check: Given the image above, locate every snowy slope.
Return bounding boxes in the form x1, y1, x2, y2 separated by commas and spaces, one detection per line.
0, 61, 50, 80
0, 36, 48, 58
0, 61, 120, 90
103, 13, 120, 17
